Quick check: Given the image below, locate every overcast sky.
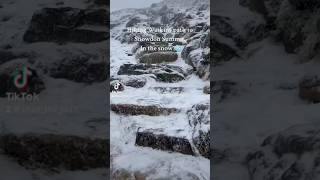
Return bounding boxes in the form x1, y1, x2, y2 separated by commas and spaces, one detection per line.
111, 0, 163, 12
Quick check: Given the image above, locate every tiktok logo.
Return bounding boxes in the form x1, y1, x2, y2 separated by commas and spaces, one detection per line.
12, 65, 32, 89
114, 82, 121, 91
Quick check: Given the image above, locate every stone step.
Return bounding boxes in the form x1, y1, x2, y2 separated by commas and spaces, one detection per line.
111, 104, 179, 116
23, 7, 108, 43
138, 51, 178, 64
135, 130, 194, 156
117, 63, 191, 83
0, 134, 109, 170
150, 87, 184, 94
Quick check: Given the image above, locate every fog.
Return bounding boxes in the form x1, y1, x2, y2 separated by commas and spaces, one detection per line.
111, 0, 163, 12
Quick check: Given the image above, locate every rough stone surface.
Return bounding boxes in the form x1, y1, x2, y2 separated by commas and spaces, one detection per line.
139, 51, 178, 64
50, 54, 107, 83
299, 76, 320, 103
246, 124, 320, 180
135, 131, 194, 156
23, 7, 108, 43
117, 64, 188, 83
151, 87, 184, 94
111, 104, 179, 116
212, 80, 237, 102
0, 134, 109, 171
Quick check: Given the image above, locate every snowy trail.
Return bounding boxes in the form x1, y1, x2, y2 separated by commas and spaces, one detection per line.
110, 37, 210, 179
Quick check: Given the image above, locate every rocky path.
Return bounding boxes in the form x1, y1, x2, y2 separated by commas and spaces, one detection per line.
110, 38, 210, 179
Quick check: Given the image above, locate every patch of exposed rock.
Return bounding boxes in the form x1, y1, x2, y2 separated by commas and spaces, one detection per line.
23, 7, 108, 43
135, 130, 194, 156
246, 124, 320, 180
0, 134, 109, 171
111, 104, 179, 116
117, 64, 190, 83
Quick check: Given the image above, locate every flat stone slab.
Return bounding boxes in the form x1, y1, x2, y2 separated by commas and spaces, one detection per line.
135, 130, 194, 156
111, 104, 179, 116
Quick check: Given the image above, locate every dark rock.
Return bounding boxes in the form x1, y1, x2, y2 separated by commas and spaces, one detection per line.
203, 85, 210, 94
264, 0, 285, 18
83, 9, 108, 26
276, 14, 307, 54
212, 80, 237, 102
187, 104, 210, 159
111, 76, 147, 88
0, 64, 45, 97
126, 17, 141, 27
151, 87, 184, 94
193, 130, 210, 159
244, 21, 270, 43
211, 38, 238, 66
110, 80, 124, 92
239, 0, 250, 7
111, 104, 179, 116
23, 7, 108, 43
112, 76, 147, 88
246, 124, 320, 180
0, 134, 109, 170
117, 64, 188, 83
187, 104, 210, 127
289, 0, 320, 10
181, 39, 200, 60
211, 15, 247, 48
50, 54, 107, 83
139, 52, 178, 64
0, 50, 25, 65
299, 76, 320, 103
92, 0, 108, 6
135, 131, 194, 156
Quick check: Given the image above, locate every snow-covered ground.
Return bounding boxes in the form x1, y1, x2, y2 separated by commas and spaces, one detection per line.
110, 0, 210, 178
110, 39, 210, 179
213, 31, 320, 180
0, 0, 108, 179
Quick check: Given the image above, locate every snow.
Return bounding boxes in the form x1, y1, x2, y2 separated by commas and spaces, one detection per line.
110, 0, 210, 178
213, 36, 320, 179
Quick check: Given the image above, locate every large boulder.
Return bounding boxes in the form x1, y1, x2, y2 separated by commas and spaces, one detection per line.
117, 64, 190, 83
139, 52, 178, 64
211, 15, 247, 48
49, 53, 107, 83
111, 75, 147, 88
126, 17, 141, 27
246, 124, 320, 180
23, 7, 108, 43
0, 134, 109, 170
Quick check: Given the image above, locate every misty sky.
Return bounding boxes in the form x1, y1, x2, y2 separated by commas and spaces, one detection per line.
111, 0, 163, 12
